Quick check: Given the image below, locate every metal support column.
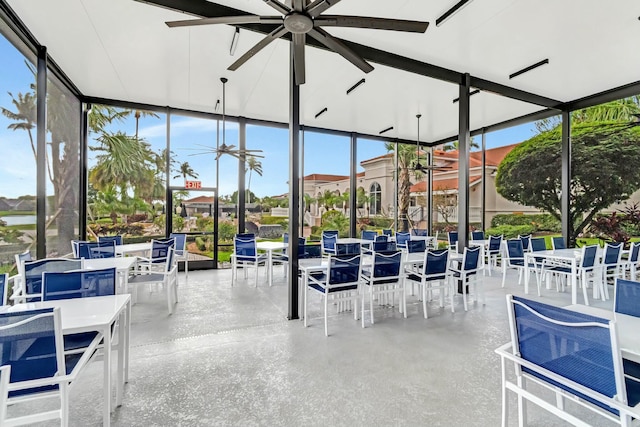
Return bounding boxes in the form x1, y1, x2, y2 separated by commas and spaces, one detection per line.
238, 117, 246, 233
394, 143, 399, 231
427, 147, 433, 235
80, 103, 90, 240
349, 133, 357, 237
481, 129, 487, 231
165, 109, 172, 237
561, 110, 572, 247
213, 118, 220, 268
36, 46, 47, 258
300, 127, 305, 237
457, 73, 471, 253
287, 44, 301, 320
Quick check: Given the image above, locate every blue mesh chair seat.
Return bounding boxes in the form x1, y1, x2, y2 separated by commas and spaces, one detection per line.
502, 239, 540, 292
231, 234, 267, 287
411, 228, 428, 236
552, 236, 566, 250
614, 278, 640, 317
360, 250, 403, 327
601, 242, 624, 300
0, 307, 101, 426
404, 249, 450, 318
471, 230, 485, 240
42, 268, 117, 353
361, 230, 378, 241
304, 254, 361, 336
381, 229, 392, 237
336, 242, 360, 255
373, 241, 397, 252
621, 242, 640, 281
98, 235, 123, 246
406, 239, 426, 254
496, 295, 640, 426
20, 258, 84, 303
447, 231, 459, 252
484, 235, 503, 276
448, 246, 482, 312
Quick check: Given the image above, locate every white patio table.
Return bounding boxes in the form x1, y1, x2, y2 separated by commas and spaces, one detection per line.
256, 241, 288, 286
1, 294, 131, 427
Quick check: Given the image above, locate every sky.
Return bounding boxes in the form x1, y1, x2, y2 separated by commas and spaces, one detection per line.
0, 32, 539, 200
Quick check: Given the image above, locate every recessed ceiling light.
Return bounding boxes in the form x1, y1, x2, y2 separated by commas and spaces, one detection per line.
509, 59, 549, 79
346, 78, 366, 95
436, 0, 473, 27
315, 107, 328, 119
379, 126, 394, 135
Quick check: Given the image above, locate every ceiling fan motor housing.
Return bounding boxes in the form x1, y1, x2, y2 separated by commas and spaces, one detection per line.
284, 13, 313, 34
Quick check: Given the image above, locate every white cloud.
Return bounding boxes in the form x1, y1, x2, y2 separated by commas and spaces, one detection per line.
139, 117, 238, 140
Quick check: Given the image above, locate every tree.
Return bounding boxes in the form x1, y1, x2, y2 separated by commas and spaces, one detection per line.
440, 137, 480, 152
317, 190, 340, 213
173, 161, 199, 182
385, 142, 423, 231
432, 186, 457, 224
303, 193, 316, 213
496, 121, 640, 244
245, 156, 263, 203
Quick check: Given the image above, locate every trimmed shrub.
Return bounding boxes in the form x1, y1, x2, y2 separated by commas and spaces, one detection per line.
260, 215, 289, 227
490, 214, 560, 232
486, 224, 535, 239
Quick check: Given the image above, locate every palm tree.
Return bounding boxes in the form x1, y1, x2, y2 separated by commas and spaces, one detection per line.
1, 91, 37, 159
245, 155, 263, 203
385, 142, 423, 231
441, 137, 480, 152
174, 161, 199, 182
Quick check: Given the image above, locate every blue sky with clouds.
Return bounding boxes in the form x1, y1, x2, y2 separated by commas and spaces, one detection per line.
0, 33, 538, 200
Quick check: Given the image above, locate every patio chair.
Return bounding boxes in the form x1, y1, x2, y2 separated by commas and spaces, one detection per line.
447, 231, 458, 252
404, 249, 450, 318
501, 239, 539, 292
543, 244, 599, 305
0, 273, 7, 306
336, 242, 360, 255
42, 267, 117, 353
614, 278, 640, 317
361, 230, 378, 241
77, 240, 116, 259
411, 228, 428, 236
230, 234, 266, 287
496, 295, 640, 427
321, 230, 339, 256
406, 239, 426, 253
381, 229, 392, 237
395, 231, 411, 249
128, 248, 179, 314
601, 242, 624, 300
518, 234, 532, 252
360, 250, 404, 327
0, 365, 8, 425
375, 234, 388, 243
372, 240, 397, 252
136, 238, 176, 273
302, 244, 322, 259
621, 241, 640, 281
98, 235, 123, 246
304, 254, 361, 336
0, 307, 101, 427
448, 246, 482, 311
471, 230, 485, 240
484, 235, 503, 276
17, 258, 84, 303
170, 233, 189, 281
551, 236, 566, 250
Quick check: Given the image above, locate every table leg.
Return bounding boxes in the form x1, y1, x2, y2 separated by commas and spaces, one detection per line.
571, 260, 577, 305
524, 255, 530, 294
125, 300, 131, 383
103, 324, 112, 426
116, 307, 126, 407
267, 250, 273, 286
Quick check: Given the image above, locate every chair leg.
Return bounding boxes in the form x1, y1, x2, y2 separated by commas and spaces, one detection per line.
370, 286, 375, 325
324, 293, 329, 337
422, 280, 428, 319
361, 287, 366, 328
304, 282, 308, 328
462, 276, 468, 311
185, 258, 188, 282
501, 265, 508, 288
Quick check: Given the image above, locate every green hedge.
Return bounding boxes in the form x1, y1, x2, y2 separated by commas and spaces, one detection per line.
260, 215, 289, 226
490, 214, 560, 232
485, 224, 535, 239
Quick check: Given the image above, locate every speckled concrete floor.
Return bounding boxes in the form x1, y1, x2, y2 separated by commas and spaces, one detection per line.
11, 266, 620, 426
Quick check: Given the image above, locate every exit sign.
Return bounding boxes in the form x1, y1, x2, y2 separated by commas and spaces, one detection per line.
185, 180, 202, 189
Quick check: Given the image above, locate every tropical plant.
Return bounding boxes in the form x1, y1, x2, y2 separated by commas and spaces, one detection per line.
245, 156, 263, 203
322, 211, 349, 236
496, 121, 640, 245
440, 137, 480, 152
303, 193, 316, 213
384, 142, 422, 231
173, 161, 198, 182
317, 189, 341, 213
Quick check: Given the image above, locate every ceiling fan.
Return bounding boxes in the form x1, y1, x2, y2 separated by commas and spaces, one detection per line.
411, 114, 451, 173
164, 0, 429, 85
189, 77, 265, 161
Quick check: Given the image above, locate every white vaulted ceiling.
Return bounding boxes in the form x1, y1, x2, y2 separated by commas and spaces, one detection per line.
5, 0, 640, 143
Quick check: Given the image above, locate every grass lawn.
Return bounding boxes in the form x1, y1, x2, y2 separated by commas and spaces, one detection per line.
0, 210, 34, 216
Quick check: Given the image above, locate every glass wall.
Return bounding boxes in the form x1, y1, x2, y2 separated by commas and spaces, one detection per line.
356, 138, 394, 232
0, 24, 38, 267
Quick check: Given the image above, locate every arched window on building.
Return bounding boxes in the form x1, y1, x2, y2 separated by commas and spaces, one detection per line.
369, 182, 382, 215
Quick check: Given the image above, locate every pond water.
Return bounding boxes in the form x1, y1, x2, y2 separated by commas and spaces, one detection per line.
1, 215, 36, 226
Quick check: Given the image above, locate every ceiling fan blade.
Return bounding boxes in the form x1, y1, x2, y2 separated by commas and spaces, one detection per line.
307, 0, 342, 18
228, 25, 288, 71
263, 0, 293, 15
293, 33, 306, 85
315, 16, 429, 33
308, 27, 374, 74
225, 144, 237, 151
292, 0, 305, 12
166, 15, 282, 28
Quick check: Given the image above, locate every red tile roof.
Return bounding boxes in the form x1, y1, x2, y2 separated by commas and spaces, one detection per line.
184, 195, 213, 204
410, 176, 481, 193
303, 173, 348, 182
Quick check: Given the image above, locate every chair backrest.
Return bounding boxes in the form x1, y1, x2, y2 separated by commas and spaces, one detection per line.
336, 242, 360, 255
77, 240, 116, 259
603, 242, 623, 266
0, 307, 65, 399
98, 235, 123, 246
506, 295, 625, 414
614, 278, 640, 317
518, 234, 531, 251
150, 238, 175, 263
630, 242, 640, 263
406, 239, 426, 253
14, 251, 32, 278
327, 254, 361, 286
506, 239, 524, 261
375, 234, 388, 243
361, 230, 378, 241
448, 231, 458, 245
302, 244, 322, 259
395, 232, 411, 248
423, 249, 449, 276
24, 258, 83, 300
0, 273, 7, 306
462, 246, 482, 271
287, 237, 307, 258
321, 231, 338, 254
530, 237, 547, 252
370, 250, 402, 279
580, 244, 598, 269
488, 235, 503, 252
373, 241, 397, 252
551, 236, 566, 250
381, 229, 392, 236
42, 267, 117, 301
471, 230, 485, 240
169, 233, 187, 253
411, 228, 428, 236
234, 234, 258, 260
282, 232, 289, 244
